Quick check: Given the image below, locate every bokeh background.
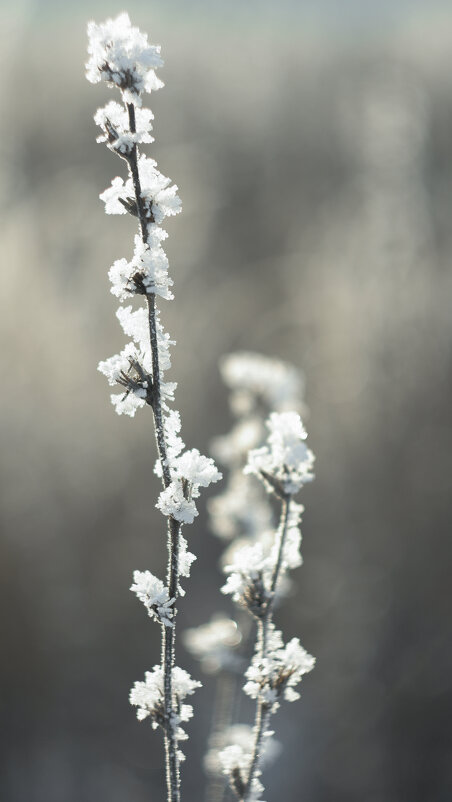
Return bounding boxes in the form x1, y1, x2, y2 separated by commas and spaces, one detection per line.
1, 0, 452, 800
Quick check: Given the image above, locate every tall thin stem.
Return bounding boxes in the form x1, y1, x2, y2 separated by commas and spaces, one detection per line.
127, 101, 181, 802
242, 496, 291, 802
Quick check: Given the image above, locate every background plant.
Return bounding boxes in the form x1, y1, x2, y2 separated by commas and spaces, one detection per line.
186, 353, 315, 801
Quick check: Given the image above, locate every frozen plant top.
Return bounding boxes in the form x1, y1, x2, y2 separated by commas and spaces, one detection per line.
246, 411, 315, 497
86, 12, 163, 105
205, 724, 281, 777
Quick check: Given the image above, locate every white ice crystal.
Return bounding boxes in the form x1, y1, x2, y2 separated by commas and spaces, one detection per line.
177, 533, 196, 596
130, 665, 201, 735
86, 13, 164, 105
94, 101, 154, 154
116, 305, 149, 352
98, 342, 147, 385
173, 449, 222, 496
110, 389, 146, 417
99, 156, 181, 222
246, 412, 315, 496
221, 542, 271, 604
98, 342, 152, 417
205, 724, 280, 776
130, 570, 174, 627
109, 234, 173, 302
155, 410, 184, 472
218, 742, 264, 802
155, 310, 174, 373
218, 742, 251, 775
157, 481, 198, 524
184, 615, 242, 673
244, 630, 315, 711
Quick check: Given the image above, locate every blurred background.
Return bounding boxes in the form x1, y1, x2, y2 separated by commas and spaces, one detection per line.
1, 0, 452, 800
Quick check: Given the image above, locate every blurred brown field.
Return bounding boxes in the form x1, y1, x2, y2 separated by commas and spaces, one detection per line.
1, 2, 452, 800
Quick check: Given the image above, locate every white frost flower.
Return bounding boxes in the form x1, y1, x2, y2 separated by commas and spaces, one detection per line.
205, 724, 280, 776
218, 742, 264, 802
99, 156, 181, 222
155, 310, 175, 373
221, 542, 272, 615
173, 449, 222, 496
99, 176, 130, 215
94, 101, 154, 154
86, 13, 163, 105
246, 411, 315, 496
154, 410, 185, 477
177, 533, 196, 596
218, 742, 251, 775
116, 305, 149, 352
244, 632, 315, 711
130, 665, 201, 734
109, 234, 173, 302
130, 570, 174, 627
110, 389, 146, 417
157, 481, 198, 524
98, 342, 152, 417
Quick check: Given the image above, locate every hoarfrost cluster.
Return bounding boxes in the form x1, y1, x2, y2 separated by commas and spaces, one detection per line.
129, 665, 201, 747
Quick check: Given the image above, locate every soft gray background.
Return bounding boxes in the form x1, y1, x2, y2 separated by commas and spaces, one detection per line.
1, 1, 451, 800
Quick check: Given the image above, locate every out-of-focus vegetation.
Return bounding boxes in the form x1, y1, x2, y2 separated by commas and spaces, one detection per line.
1, 2, 452, 800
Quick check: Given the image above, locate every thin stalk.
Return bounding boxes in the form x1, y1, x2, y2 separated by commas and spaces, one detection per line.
242, 497, 291, 802
127, 101, 181, 802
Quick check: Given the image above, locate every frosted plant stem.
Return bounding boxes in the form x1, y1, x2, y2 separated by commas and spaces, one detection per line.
127, 100, 181, 802
262, 496, 290, 652
242, 497, 291, 802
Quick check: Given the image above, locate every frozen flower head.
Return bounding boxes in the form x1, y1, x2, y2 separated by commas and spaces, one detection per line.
86, 13, 163, 105
221, 542, 273, 618
246, 411, 315, 497
94, 101, 155, 157
109, 234, 173, 302
130, 570, 175, 627
98, 342, 152, 417
206, 724, 280, 778
99, 156, 181, 223
130, 665, 201, 737
173, 449, 222, 497
244, 629, 315, 712
156, 449, 221, 524
218, 740, 266, 802
183, 615, 242, 673
220, 352, 304, 416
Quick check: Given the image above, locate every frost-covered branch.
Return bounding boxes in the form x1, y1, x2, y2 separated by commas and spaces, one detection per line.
186, 355, 315, 802
221, 412, 315, 802
86, 14, 221, 802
